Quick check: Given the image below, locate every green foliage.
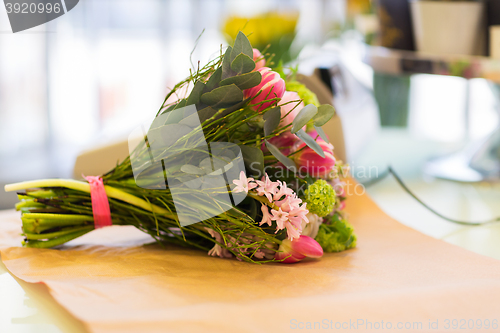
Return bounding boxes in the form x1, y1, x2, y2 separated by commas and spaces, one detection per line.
186, 81, 206, 105
314, 126, 329, 143
313, 104, 336, 126
220, 71, 261, 90
315, 214, 357, 252
230, 31, 253, 63
291, 104, 317, 134
295, 129, 325, 158
265, 140, 297, 171
240, 145, 264, 177
263, 107, 281, 136
200, 84, 243, 108
231, 53, 255, 74
304, 179, 335, 217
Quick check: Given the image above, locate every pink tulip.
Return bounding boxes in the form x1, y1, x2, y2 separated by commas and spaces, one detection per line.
275, 235, 323, 263
294, 133, 336, 178
279, 91, 304, 128
244, 67, 286, 112
253, 48, 266, 70
265, 132, 298, 156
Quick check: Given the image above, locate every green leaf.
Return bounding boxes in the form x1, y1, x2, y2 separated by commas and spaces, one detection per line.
263, 107, 281, 136
231, 53, 255, 74
162, 103, 176, 114
314, 125, 329, 143
220, 71, 261, 90
220, 97, 250, 114
173, 99, 187, 110
230, 31, 253, 63
203, 67, 222, 93
240, 145, 264, 177
179, 112, 201, 128
199, 157, 214, 172
197, 106, 217, 123
295, 129, 325, 158
313, 104, 336, 126
222, 46, 236, 80
147, 124, 192, 148
159, 107, 184, 125
186, 81, 206, 105
200, 84, 243, 108
265, 140, 297, 172
181, 164, 205, 175
291, 104, 317, 134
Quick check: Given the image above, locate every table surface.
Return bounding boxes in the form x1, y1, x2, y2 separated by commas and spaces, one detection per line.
1, 177, 500, 333
2, 130, 500, 332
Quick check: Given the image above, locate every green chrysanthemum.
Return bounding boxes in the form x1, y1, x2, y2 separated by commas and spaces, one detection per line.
304, 179, 335, 217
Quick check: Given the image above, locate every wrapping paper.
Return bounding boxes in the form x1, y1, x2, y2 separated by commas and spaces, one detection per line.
1, 189, 500, 333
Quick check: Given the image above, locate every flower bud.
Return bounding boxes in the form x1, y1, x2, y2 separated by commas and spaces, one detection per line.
294, 134, 336, 178
275, 235, 323, 263
244, 67, 286, 112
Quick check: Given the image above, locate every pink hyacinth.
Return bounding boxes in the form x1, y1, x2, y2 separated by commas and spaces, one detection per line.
244, 67, 286, 112
253, 48, 266, 70
294, 132, 336, 178
232, 171, 309, 241
275, 235, 323, 263
232, 171, 257, 194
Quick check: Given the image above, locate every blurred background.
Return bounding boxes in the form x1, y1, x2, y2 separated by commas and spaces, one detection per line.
1, 0, 500, 258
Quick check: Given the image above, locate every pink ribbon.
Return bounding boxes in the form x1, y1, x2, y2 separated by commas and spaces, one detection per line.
86, 176, 113, 229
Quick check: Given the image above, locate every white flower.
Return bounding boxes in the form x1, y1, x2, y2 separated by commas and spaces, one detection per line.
301, 213, 323, 239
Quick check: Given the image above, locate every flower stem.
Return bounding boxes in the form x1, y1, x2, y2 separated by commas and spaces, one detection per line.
5, 179, 173, 217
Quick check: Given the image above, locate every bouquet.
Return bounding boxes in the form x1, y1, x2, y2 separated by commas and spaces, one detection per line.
5, 32, 356, 263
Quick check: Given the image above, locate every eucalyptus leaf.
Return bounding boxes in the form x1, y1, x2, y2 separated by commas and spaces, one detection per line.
197, 106, 217, 123
211, 157, 229, 171
314, 125, 329, 143
182, 176, 203, 190
220, 97, 250, 114
180, 164, 205, 175
230, 31, 253, 63
265, 140, 297, 172
186, 81, 206, 105
160, 108, 184, 125
147, 124, 192, 148
162, 103, 176, 114
295, 129, 325, 158
199, 157, 213, 172
263, 107, 281, 136
240, 145, 264, 177
203, 67, 222, 93
291, 104, 317, 134
201, 176, 226, 191
222, 46, 236, 80
200, 84, 243, 108
173, 99, 187, 110
220, 71, 261, 90
231, 53, 255, 74
179, 112, 201, 128
313, 104, 336, 126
